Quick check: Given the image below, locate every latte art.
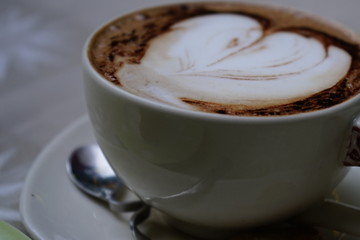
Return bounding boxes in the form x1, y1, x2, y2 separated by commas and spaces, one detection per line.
89, 2, 360, 116
118, 14, 351, 110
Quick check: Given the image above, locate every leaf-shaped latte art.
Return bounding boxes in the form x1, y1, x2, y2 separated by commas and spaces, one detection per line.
117, 14, 352, 114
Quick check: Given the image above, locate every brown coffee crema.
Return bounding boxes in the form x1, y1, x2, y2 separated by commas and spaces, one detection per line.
89, 2, 360, 116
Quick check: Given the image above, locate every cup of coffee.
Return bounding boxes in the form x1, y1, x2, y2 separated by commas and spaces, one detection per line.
83, 1, 360, 238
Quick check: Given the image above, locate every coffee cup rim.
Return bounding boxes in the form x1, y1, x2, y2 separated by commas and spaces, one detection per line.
83, 47, 360, 124
83, 2, 360, 124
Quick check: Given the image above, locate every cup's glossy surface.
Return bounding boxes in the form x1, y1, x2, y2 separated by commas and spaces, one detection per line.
82, 2, 360, 231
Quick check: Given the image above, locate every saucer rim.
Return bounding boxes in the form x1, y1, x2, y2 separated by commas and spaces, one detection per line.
19, 115, 91, 239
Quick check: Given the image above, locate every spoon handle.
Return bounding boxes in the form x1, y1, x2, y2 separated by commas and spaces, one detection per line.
130, 204, 152, 240
108, 199, 144, 212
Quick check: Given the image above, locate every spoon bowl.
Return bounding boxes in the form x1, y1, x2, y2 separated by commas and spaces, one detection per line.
66, 144, 151, 240
66, 144, 144, 212
67, 144, 122, 201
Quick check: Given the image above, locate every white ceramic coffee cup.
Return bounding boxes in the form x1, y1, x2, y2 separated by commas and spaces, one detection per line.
82, 3, 360, 238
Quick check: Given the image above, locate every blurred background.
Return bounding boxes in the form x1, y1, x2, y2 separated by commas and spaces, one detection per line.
1, 0, 359, 237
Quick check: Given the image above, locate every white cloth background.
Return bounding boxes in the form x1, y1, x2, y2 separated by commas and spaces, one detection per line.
1, 0, 360, 238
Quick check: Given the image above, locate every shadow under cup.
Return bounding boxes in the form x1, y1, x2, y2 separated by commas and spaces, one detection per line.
82, 2, 360, 238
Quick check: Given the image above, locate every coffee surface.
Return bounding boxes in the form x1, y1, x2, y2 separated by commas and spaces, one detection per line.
89, 2, 360, 116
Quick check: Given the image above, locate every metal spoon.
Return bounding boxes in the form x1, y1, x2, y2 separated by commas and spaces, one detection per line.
66, 144, 151, 240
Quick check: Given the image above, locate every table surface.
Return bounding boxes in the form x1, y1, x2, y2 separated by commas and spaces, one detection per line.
1, 0, 360, 238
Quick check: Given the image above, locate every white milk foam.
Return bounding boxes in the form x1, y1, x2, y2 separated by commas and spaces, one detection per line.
117, 14, 351, 110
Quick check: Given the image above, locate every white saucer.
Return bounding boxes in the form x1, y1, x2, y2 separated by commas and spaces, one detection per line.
20, 115, 360, 240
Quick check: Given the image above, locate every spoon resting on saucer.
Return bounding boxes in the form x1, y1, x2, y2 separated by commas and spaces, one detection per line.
66, 144, 151, 240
